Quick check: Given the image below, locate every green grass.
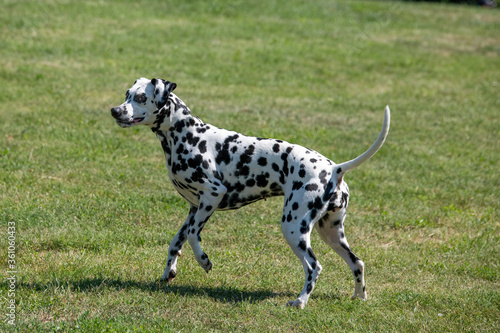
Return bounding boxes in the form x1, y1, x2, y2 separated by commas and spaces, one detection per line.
1, 0, 499, 331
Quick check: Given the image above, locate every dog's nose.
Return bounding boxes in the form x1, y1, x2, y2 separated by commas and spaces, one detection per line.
111, 107, 123, 118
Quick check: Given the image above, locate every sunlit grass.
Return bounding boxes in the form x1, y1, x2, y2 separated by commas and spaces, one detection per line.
0, 0, 499, 331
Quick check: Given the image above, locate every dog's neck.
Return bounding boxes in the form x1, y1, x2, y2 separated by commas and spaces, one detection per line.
151, 95, 205, 162
150, 94, 191, 133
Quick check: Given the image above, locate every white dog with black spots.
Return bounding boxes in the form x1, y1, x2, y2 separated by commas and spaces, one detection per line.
111, 78, 390, 308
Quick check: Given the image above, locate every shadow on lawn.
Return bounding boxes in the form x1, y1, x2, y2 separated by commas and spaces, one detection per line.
19, 277, 294, 304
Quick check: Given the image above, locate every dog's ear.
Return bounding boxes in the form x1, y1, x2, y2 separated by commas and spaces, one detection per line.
164, 80, 177, 95
152, 78, 176, 110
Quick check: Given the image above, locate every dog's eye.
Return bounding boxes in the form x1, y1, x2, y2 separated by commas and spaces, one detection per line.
134, 94, 147, 103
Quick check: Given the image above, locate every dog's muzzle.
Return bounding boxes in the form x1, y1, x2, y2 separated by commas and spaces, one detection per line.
111, 106, 133, 127
111, 106, 126, 118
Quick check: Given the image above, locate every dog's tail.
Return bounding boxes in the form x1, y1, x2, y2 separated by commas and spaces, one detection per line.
334, 106, 390, 180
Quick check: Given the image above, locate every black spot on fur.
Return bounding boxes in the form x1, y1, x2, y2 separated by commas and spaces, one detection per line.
319, 170, 328, 184
225, 134, 239, 144
279, 171, 286, 185
322, 181, 334, 202
235, 164, 250, 177
341, 242, 359, 263
257, 157, 267, 166
281, 153, 289, 176
256, 173, 269, 187
187, 154, 203, 169
307, 247, 318, 260
306, 283, 313, 294
177, 224, 188, 243
305, 183, 318, 191
198, 140, 207, 153
215, 146, 231, 165
174, 120, 185, 133
244, 145, 255, 156
341, 191, 349, 207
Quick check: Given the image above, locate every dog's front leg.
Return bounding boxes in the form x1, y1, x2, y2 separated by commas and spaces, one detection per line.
161, 205, 197, 282
186, 186, 226, 273
161, 183, 226, 281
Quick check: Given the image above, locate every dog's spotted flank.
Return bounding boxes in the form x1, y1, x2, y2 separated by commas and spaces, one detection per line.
111, 78, 390, 308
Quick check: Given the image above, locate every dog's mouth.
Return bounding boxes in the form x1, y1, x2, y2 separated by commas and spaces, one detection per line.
115, 119, 132, 128
115, 117, 145, 127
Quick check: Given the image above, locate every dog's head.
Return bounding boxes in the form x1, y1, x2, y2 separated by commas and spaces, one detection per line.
111, 78, 177, 128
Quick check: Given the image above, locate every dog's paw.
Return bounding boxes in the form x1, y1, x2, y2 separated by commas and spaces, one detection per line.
160, 269, 177, 283
286, 299, 305, 309
203, 259, 212, 273
351, 291, 367, 301
199, 252, 212, 273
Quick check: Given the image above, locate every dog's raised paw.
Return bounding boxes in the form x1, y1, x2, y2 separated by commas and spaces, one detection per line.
204, 260, 212, 273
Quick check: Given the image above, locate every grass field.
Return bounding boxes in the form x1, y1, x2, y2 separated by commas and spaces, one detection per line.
1, 0, 499, 331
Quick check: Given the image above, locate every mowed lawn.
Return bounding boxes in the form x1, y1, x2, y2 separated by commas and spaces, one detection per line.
1, 0, 499, 331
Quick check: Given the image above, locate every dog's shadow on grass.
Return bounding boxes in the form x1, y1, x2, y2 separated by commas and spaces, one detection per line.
21, 277, 294, 304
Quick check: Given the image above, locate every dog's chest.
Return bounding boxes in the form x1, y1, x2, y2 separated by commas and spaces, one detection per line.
154, 132, 203, 206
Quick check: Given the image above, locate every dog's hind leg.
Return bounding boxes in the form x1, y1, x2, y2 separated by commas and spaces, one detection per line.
281, 205, 323, 309
314, 207, 367, 301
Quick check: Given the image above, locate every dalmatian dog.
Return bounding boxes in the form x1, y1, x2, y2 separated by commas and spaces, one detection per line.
110, 78, 390, 309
